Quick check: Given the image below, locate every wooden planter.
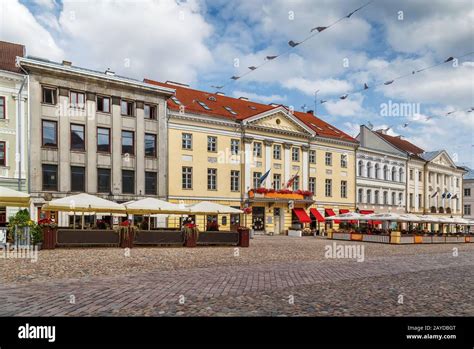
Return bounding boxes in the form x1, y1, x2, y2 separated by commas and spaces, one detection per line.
41, 226, 57, 249
184, 229, 197, 247
237, 227, 250, 247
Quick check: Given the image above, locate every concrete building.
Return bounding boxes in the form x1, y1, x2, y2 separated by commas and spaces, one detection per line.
462, 167, 474, 222
18, 56, 174, 225
0, 41, 28, 225
375, 130, 465, 219
145, 79, 358, 234
355, 125, 407, 215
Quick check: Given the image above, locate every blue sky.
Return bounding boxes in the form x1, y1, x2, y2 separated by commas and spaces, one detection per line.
3, 0, 474, 167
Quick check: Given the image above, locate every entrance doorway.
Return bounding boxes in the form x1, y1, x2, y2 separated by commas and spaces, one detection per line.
252, 206, 265, 233
273, 207, 284, 235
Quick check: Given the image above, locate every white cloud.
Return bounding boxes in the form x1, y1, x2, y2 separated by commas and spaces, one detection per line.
0, 0, 63, 60
283, 77, 352, 96
232, 90, 287, 104
324, 94, 366, 117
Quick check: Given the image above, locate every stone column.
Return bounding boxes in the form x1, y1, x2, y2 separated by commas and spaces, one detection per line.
283, 143, 291, 185
86, 92, 97, 193
243, 136, 253, 193
58, 87, 70, 192
302, 145, 309, 190
264, 140, 273, 188
414, 169, 419, 211
111, 96, 122, 196
136, 101, 145, 196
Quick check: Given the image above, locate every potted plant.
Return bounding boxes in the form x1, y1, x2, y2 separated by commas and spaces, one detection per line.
37, 218, 57, 249
115, 220, 138, 248
183, 222, 199, 247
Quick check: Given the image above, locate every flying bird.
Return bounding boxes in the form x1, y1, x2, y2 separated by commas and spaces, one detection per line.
363, 83, 369, 90
230, 76, 240, 80
320, 100, 327, 104
248, 66, 257, 70
402, 123, 409, 128
288, 40, 300, 47
311, 26, 327, 33
384, 80, 394, 85
211, 85, 223, 89
444, 56, 454, 63
340, 94, 348, 100
266, 55, 278, 60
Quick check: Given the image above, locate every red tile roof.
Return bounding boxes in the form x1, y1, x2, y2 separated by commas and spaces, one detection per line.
0, 40, 25, 73
375, 131, 424, 155
144, 79, 357, 143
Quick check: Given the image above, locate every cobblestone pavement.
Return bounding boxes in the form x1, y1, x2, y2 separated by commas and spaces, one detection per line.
0, 239, 472, 316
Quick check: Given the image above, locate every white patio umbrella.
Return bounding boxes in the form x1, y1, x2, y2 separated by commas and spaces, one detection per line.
186, 201, 243, 214
326, 212, 365, 221
451, 217, 471, 225
398, 214, 421, 222
125, 198, 189, 215
363, 213, 402, 221
0, 186, 30, 207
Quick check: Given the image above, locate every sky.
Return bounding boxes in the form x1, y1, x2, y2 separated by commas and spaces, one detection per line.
1, 0, 473, 168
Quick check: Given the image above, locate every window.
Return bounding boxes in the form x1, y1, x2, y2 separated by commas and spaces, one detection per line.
182, 167, 192, 189
170, 96, 181, 105
464, 204, 471, 216
409, 193, 414, 208
384, 165, 389, 181
0, 96, 5, 119
42, 120, 57, 147
182, 133, 192, 149
358, 161, 363, 177
231, 139, 240, 155
410, 170, 414, 181
97, 168, 111, 193
341, 154, 348, 168
42, 86, 56, 105
292, 176, 299, 191
399, 168, 404, 182
374, 190, 379, 204
273, 145, 281, 160
309, 177, 316, 194
392, 167, 396, 181
197, 100, 211, 110
145, 134, 157, 157
418, 171, 422, 181
340, 180, 347, 198
292, 147, 299, 162
456, 178, 460, 187
367, 189, 372, 204
375, 163, 380, 179
122, 170, 135, 194
358, 188, 363, 203
97, 96, 110, 113
253, 142, 262, 157
207, 136, 217, 152
70, 91, 85, 108
383, 191, 388, 205
121, 100, 134, 116
207, 168, 217, 190
366, 162, 372, 178
273, 174, 281, 190
71, 166, 85, 192
145, 172, 157, 195
325, 152, 332, 166
309, 150, 316, 164
398, 193, 403, 206
70, 124, 85, 151
253, 172, 262, 188
121, 131, 134, 155
465, 188, 471, 197
223, 106, 237, 115
418, 194, 422, 208
97, 128, 110, 153
231, 170, 240, 191
42, 164, 58, 191
391, 192, 396, 206
325, 179, 332, 197
144, 104, 157, 119
0, 141, 5, 166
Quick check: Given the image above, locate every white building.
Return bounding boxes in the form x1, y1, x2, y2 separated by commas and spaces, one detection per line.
462, 168, 474, 221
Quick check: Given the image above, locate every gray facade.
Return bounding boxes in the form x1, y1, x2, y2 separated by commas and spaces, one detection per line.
18, 57, 174, 221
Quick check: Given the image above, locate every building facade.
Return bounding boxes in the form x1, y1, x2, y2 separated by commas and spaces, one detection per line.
375, 131, 465, 218
462, 168, 474, 222
0, 41, 28, 225
355, 125, 407, 214
145, 79, 358, 234
18, 56, 174, 225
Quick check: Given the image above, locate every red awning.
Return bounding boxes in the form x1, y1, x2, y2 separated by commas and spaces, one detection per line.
360, 210, 373, 214
339, 209, 349, 214
293, 208, 311, 223
310, 208, 325, 222
325, 208, 336, 217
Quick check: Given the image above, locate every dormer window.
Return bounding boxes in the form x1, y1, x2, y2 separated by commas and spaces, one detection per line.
224, 106, 237, 115
208, 96, 217, 102
170, 96, 181, 105
197, 100, 211, 110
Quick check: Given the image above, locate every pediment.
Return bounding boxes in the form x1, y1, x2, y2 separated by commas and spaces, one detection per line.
243, 108, 314, 136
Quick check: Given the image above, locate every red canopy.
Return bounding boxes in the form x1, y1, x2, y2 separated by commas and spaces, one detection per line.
359, 210, 381, 225
339, 209, 349, 214
325, 208, 339, 223
293, 208, 311, 223
310, 208, 325, 222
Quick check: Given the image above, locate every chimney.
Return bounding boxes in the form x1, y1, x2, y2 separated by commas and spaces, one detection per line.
376, 128, 387, 135
216, 92, 225, 96
105, 68, 115, 76
165, 80, 189, 87
307, 110, 314, 115
62, 60, 72, 66
239, 96, 249, 101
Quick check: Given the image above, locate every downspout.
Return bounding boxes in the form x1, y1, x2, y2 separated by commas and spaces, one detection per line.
18, 62, 29, 192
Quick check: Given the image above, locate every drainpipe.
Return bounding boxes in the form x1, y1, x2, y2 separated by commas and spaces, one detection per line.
17, 62, 29, 192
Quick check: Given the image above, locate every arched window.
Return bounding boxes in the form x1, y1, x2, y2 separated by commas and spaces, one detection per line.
374, 190, 379, 204
366, 189, 372, 204
391, 192, 396, 206
358, 161, 363, 177
383, 191, 388, 205
391, 167, 396, 182
399, 168, 404, 182
398, 193, 403, 206
366, 162, 372, 178
358, 188, 364, 203
375, 164, 380, 179
383, 165, 389, 180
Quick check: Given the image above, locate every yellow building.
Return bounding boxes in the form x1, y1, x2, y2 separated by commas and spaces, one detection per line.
146, 79, 358, 234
